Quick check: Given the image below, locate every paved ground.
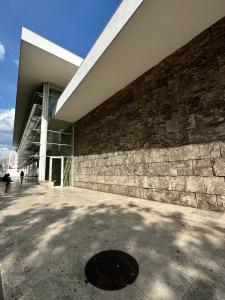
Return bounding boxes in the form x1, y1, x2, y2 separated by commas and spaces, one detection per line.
0, 180, 225, 300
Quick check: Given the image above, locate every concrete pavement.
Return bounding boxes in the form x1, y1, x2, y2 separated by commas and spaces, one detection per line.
0, 180, 225, 299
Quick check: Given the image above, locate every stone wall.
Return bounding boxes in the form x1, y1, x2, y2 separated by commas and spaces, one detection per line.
73, 17, 225, 212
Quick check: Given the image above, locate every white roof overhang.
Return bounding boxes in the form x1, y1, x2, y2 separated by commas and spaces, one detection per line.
55, 0, 225, 123
13, 28, 83, 147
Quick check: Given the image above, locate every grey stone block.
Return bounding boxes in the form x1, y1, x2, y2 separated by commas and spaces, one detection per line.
199, 142, 221, 159
169, 176, 186, 191
186, 176, 206, 193
176, 160, 193, 176
123, 164, 133, 176
167, 147, 183, 161
165, 119, 180, 133
150, 162, 177, 176
158, 191, 181, 205
213, 158, 225, 176
146, 190, 160, 201
193, 159, 213, 176
196, 193, 218, 211
137, 164, 147, 176
145, 149, 167, 163
145, 176, 158, 189
132, 151, 144, 164
127, 186, 137, 197
183, 145, 201, 160
204, 177, 225, 195
157, 176, 170, 190
144, 163, 155, 176
127, 152, 136, 164
111, 155, 123, 166
128, 176, 139, 187
187, 114, 196, 129
180, 192, 197, 208
220, 141, 225, 157
216, 196, 225, 211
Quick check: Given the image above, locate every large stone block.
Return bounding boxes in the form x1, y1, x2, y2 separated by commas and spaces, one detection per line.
128, 176, 139, 187
127, 186, 137, 198
169, 176, 186, 191
104, 176, 112, 185
145, 148, 169, 163
176, 160, 193, 176
150, 162, 177, 176
193, 159, 213, 176
132, 151, 144, 164
196, 194, 218, 211
167, 147, 183, 161
182, 145, 201, 160
83, 160, 92, 168
91, 159, 98, 168
213, 158, 225, 176
220, 141, 225, 158
165, 119, 180, 133
76, 155, 84, 162
123, 164, 133, 176
158, 191, 180, 205
187, 114, 196, 129
186, 176, 206, 193
126, 151, 136, 164
113, 155, 126, 166
157, 176, 170, 190
132, 164, 145, 176
102, 166, 110, 176
204, 177, 225, 195
216, 196, 225, 212
146, 189, 160, 201
138, 188, 148, 199
201, 89, 224, 109
112, 184, 128, 196
199, 142, 221, 159
144, 176, 158, 189
180, 192, 197, 208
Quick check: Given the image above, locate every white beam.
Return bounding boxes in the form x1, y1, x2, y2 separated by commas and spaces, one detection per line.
38, 83, 49, 181
55, 0, 225, 123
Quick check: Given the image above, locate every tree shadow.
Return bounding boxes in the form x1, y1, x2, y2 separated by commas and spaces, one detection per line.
0, 180, 45, 211
0, 187, 224, 299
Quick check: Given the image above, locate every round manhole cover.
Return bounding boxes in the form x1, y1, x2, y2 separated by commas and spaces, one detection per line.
85, 250, 139, 290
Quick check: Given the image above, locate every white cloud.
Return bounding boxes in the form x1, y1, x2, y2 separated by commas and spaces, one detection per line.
0, 108, 15, 149
14, 59, 19, 66
0, 42, 5, 61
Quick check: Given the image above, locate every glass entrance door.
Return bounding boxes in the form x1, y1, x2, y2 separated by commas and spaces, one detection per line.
49, 156, 72, 187
49, 157, 63, 187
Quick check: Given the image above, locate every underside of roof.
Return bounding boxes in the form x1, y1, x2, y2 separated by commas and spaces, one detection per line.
13, 28, 83, 148
55, 0, 225, 123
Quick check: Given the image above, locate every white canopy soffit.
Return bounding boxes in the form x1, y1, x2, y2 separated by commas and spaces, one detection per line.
13, 28, 83, 147
55, 0, 225, 123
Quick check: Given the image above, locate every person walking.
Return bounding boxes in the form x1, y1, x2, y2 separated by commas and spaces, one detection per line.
2, 173, 13, 193
20, 170, 24, 185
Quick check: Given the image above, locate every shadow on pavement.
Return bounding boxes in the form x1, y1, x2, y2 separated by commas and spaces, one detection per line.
0, 185, 224, 299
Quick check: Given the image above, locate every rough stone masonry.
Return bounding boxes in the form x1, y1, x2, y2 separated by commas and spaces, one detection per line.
73, 17, 225, 212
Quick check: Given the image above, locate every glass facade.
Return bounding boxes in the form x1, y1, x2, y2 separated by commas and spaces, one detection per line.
46, 85, 73, 186
18, 83, 74, 186
47, 85, 73, 157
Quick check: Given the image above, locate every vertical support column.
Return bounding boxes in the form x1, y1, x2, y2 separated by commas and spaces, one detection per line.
71, 123, 75, 187
49, 157, 52, 182
38, 83, 49, 181
61, 157, 64, 187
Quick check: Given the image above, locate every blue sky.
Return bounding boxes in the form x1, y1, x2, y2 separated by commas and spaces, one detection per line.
0, 0, 121, 149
